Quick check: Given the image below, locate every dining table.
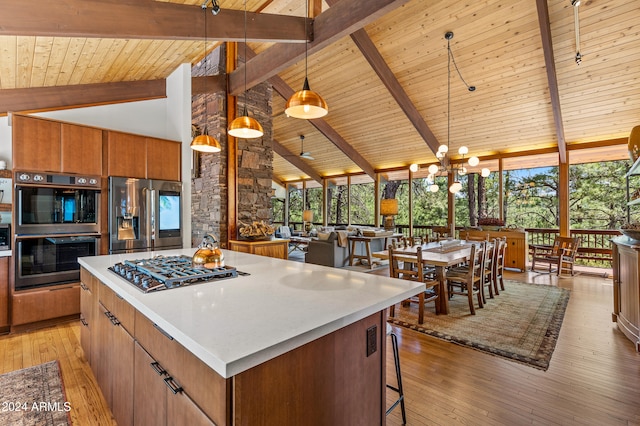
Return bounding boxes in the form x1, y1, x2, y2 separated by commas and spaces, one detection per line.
372, 240, 477, 315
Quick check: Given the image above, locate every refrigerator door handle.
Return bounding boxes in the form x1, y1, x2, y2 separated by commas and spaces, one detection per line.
151, 189, 156, 242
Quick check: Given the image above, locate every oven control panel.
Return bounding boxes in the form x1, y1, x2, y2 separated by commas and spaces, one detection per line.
16, 172, 100, 187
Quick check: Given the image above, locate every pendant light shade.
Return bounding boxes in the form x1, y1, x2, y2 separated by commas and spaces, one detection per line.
285, 77, 328, 119
285, 1, 328, 120
191, 4, 220, 153
228, 0, 264, 138
229, 107, 264, 138
191, 134, 221, 152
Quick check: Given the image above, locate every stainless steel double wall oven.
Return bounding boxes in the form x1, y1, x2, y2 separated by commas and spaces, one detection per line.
14, 171, 101, 290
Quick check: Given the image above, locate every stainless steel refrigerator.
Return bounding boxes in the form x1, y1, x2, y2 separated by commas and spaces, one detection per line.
109, 177, 183, 254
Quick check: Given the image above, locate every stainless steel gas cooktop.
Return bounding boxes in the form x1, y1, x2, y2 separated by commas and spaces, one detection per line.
109, 255, 241, 293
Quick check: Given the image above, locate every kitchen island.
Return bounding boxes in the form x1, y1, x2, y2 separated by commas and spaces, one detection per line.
79, 248, 422, 425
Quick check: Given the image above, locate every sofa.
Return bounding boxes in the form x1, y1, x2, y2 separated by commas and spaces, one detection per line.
305, 232, 349, 267
305, 230, 385, 268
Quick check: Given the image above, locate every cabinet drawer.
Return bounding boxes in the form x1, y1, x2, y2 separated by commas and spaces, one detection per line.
80, 267, 96, 293
98, 282, 135, 334
12, 285, 80, 326
135, 311, 231, 425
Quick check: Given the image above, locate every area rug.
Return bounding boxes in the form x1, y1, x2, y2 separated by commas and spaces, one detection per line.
388, 280, 570, 370
0, 360, 71, 426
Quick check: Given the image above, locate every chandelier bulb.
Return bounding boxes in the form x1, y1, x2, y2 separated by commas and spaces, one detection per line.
409, 163, 419, 173
481, 168, 491, 177
428, 164, 440, 175
468, 156, 480, 167
438, 144, 449, 154
458, 146, 469, 155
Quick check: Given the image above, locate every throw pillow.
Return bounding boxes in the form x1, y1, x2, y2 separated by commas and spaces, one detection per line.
317, 232, 331, 241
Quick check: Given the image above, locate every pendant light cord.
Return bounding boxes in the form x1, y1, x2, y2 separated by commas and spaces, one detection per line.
203, 6, 208, 134
447, 37, 451, 154
305, 0, 308, 81
243, 0, 248, 114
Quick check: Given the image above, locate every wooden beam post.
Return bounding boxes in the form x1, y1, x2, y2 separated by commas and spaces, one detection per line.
226, 42, 239, 245
559, 151, 570, 236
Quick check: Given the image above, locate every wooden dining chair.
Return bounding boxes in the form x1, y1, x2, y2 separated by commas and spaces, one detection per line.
480, 239, 496, 304
388, 246, 439, 324
445, 242, 485, 315
492, 237, 507, 294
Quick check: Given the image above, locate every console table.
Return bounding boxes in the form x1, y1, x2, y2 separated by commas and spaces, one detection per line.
464, 229, 528, 271
348, 233, 402, 269
229, 238, 289, 260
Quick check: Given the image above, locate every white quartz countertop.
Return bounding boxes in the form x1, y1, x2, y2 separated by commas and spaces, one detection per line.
79, 248, 422, 378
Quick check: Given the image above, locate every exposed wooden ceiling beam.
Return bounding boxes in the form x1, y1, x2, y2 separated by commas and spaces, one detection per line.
244, 46, 376, 180
228, 0, 412, 95
350, 28, 441, 155
322, 0, 440, 154
191, 75, 226, 95
272, 139, 323, 184
0, 0, 309, 43
536, 0, 567, 163
0, 80, 166, 116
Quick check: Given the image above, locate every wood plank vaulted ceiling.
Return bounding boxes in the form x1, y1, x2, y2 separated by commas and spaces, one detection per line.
1, 0, 638, 186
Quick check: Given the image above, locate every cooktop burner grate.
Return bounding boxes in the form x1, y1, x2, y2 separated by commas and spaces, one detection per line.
109, 255, 239, 293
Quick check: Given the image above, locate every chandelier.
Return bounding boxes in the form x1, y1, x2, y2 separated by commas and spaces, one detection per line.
418, 32, 489, 193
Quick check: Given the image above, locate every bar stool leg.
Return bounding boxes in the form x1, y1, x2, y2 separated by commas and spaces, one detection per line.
386, 326, 406, 424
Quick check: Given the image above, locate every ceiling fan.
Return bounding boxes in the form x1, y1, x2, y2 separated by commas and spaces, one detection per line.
298, 135, 314, 160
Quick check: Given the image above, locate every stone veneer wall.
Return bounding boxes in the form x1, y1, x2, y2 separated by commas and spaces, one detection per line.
191, 45, 273, 248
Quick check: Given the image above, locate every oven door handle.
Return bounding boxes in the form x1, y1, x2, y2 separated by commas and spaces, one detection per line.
15, 233, 101, 240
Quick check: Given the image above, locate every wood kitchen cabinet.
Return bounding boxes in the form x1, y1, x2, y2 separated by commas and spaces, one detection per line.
134, 343, 214, 426
96, 282, 135, 426
0, 257, 9, 332
146, 137, 182, 181
108, 132, 182, 180
12, 115, 103, 175
107, 131, 147, 178
134, 311, 229, 425
79, 268, 97, 365
12, 115, 62, 172
11, 284, 80, 326
61, 123, 103, 175
611, 238, 640, 351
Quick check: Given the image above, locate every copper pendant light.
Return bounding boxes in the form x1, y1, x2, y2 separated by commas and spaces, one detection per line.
228, 0, 264, 138
191, 2, 221, 153
285, 1, 328, 119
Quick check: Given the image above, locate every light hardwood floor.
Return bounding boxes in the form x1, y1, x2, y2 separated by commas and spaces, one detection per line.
0, 320, 115, 425
0, 270, 638, 425
384, 270, 640, 426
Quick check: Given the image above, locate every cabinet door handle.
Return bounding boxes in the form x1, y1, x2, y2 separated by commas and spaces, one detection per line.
150, 361, 166, 376
163, 376, 183, 394
80, 282, 89, 291
153, 323, 174, 341
80, 318, 88, 327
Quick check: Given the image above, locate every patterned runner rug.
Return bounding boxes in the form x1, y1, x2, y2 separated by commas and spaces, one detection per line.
0, 360, 71, 425
388, 280, 570, 370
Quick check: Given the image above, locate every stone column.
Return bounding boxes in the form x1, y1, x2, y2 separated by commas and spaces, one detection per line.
191, 44, 273, 248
